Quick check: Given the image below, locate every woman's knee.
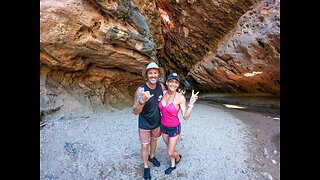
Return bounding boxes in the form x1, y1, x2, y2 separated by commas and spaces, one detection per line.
167, 149, 175, 157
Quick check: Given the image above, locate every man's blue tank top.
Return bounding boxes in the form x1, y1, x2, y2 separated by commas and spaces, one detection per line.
139, 81, 163, 130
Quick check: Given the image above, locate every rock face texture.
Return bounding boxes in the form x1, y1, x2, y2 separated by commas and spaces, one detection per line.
156, 0, 280, 95
189, 0, 280, 94
40, 0, 280, 115
156, 0, 257, 71
40, 0, 162, 114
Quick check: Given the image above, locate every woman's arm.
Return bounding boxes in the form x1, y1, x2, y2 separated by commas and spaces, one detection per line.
160, 83, 166, 91
180, 90, 199, 120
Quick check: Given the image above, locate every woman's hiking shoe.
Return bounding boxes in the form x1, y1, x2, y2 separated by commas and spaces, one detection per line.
165, 166, 176, 174
148, 156, 160, 167
175, 155, 182, 165
143, 168, 151, 180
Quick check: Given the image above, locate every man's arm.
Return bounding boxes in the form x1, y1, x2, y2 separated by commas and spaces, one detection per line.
132, 87, 144, 115
160, 83, 166, 91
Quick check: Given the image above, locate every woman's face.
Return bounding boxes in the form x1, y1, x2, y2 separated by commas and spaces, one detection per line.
147, 69, 159, 84
167, 78, 179, 91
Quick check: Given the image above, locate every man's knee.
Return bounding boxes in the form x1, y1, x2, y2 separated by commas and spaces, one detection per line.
150, 137, 158, 141
141, 143, 149, 150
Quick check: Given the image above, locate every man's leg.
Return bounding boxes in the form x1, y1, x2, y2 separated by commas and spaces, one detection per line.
149, 138, 157, 158
149, 126, 161, 158
139, 129, 151, 168
141, 143, 150, 168
142, 143, 151, 180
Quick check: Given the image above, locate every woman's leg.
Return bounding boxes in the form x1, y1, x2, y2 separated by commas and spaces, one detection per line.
162, 133, 169, 147
167, 134, 180, 167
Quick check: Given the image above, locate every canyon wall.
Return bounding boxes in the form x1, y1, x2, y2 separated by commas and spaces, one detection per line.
40, 0, 280, 115
40, 0, 162, 115
156, 0, 280, 94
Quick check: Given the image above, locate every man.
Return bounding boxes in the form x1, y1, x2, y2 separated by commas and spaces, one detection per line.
132, 62, 166, 180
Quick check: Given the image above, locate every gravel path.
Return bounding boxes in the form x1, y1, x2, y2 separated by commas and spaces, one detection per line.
40, 102, 279, 179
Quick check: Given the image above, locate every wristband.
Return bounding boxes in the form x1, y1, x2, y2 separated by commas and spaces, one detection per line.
188, 104, 193, 108
139, 98, 146, 105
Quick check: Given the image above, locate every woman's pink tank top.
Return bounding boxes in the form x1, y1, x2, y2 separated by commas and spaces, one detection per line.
158, 91, 180, 127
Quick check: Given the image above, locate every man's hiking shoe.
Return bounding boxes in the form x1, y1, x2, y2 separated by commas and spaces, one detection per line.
175, 155, 182, 165
148, 156, 160, 167
165, 166, 176, 174
143, 168, 151, 180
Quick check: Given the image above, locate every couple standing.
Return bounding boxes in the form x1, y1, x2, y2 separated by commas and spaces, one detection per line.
132, 62, 199, 179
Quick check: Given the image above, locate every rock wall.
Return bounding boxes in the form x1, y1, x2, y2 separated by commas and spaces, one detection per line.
189, 0, 280, 94
156, 0, 280, 95
156, 0, 258, 70
40, 0, 162, 115
40, 0, 280, 115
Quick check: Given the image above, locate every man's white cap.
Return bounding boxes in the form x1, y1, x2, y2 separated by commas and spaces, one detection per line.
142, 62, 164, 79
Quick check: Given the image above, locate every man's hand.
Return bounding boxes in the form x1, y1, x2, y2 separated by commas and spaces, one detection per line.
140, 87, 154, 103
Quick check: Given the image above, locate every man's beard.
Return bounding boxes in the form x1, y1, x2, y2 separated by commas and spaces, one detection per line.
149, 78, 157, 84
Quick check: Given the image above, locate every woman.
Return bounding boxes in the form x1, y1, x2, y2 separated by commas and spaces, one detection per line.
158, 73, 199, 174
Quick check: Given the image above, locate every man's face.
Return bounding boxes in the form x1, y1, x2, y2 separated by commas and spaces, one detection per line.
147, 68, 159, 84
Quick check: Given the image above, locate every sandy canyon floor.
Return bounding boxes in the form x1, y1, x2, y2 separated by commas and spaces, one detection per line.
40, 98, 280, 180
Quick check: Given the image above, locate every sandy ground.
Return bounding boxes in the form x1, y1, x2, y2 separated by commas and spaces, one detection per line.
40, 100, 280, 180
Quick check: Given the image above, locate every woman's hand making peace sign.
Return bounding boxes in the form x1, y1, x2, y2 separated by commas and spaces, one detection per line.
189, 90, 199, 106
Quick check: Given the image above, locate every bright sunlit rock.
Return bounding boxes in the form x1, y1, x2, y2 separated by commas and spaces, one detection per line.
223, 104, 246, 109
